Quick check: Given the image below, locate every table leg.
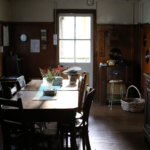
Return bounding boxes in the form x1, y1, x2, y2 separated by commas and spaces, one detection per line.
3, 133, 11, 150
70, 125, 75, 150
70, 110, 76, 150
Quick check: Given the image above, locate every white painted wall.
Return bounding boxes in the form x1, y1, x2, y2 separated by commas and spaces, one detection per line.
139, 0, 150, 23
9, 0, 139, 24
9, 0, 54, 22
9, 1, 96, 22
97, 1, 139, 24
0, 0, 9, 21
57, 2, 96, 9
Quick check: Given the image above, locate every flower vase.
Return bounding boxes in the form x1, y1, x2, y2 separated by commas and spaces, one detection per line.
43, 77, 47, 85
47, 81, 54, 90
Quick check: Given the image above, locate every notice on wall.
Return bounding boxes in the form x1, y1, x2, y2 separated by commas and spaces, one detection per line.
30, 39, 40, 53
3, 26, 9, 46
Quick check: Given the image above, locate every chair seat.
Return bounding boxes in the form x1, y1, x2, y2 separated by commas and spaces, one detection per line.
75, 112, 83, 119
61, 119, 88, 129
109, 80, 123, 83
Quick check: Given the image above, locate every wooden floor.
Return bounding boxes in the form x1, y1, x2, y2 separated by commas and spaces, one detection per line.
0, 103, 150, 150
89, 103, 150, 150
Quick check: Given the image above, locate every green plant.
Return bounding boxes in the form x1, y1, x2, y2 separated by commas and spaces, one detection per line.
39, 66, 61, 83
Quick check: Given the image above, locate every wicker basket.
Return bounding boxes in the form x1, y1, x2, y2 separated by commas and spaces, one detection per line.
121, 85, 145, 112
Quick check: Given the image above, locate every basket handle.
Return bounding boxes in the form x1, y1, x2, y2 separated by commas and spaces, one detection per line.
125, 85, 141, 102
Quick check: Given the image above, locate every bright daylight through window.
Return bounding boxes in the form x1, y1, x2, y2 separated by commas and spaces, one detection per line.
59, 15, 91, 63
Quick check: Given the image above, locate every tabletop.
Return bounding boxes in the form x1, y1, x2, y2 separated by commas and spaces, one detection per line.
11, 90, 78, 109
21, 79, 79, 91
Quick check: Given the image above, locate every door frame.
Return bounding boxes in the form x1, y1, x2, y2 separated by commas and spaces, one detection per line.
56, 9, 97, 100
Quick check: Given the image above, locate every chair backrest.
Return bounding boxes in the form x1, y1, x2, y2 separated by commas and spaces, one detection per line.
0, 98, 23, 134
78, 76, 83, 90
61, 67, 68, 79
0, 82, 3, 98
0, 98, 33, 149
78, 72, 87, 113
83, 84, 92, 103
9, 84, 18, 98
17, 75, 26, 89
82, 88, 96, 124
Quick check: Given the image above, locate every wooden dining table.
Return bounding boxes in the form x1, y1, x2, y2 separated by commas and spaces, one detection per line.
21, 79, 79, 91
3, 79, 79, 150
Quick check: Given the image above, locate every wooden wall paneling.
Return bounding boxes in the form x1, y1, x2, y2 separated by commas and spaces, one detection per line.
129, 26, 135, 97
0, 22, 3, 77
132, 25, 141, 97
140, 24, 150, 98
97, 25, 135, 104
93, 19, 97, 101
130, 26, 135, 67
98, 31, 105, 57
108, 29, 119, 46
9, 22, 57, 82
98, 66, 107, 105
96, 25, 106, 101
0, 21, 10, 77
97, 25, 135, 66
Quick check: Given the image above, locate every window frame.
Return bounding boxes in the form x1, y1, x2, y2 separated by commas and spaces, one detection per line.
58, 13, 93, 63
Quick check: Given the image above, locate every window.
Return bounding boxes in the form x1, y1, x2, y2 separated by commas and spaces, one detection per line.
59, 14, 92, 63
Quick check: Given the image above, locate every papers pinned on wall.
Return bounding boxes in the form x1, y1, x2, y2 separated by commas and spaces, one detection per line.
3, 26, 9, 46
30, 39, 40, 53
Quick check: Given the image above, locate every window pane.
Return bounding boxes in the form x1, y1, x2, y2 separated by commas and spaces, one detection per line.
76, 40, 90, 62
59, 40, 74, 62
76, 17, 91, 39
59, 16, 74, 39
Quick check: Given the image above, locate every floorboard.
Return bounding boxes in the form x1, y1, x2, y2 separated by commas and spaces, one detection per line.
0, 103, 150, 150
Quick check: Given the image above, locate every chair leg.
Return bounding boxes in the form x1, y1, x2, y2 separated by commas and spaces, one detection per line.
82, 129, 85, 150
3, 133, 11, 150
110, 83, 114, 110
44, 122, 47, 129
108, 84, 111, 107
66, 129, 68, 150
108, 96, 110, 107
47, 136, 52, 150
85, 128, 91, 150
35, 122, 45, 134
60, 129, 64, 150
120, 83, 124, 99
57, 122, 60, 136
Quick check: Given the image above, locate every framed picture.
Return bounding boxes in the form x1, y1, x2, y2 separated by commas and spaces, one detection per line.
41, 29, 47, 50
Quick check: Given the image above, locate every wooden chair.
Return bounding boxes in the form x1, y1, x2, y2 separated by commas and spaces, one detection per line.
8, 84, 18, 98
60, 67, 68, 79
76, 84, 92, 119
17, 75, 26, 90
8, 84, 35, 136
57, 73, 87, 135
0, 97, 51, 150
60, 87, 96, 150
7, 76, 26, 98
78, 72, 87, 113
0, 82, 4, 98
16, 76, 41, 133
60, 66, 68, 73
78, 76, 83, 90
